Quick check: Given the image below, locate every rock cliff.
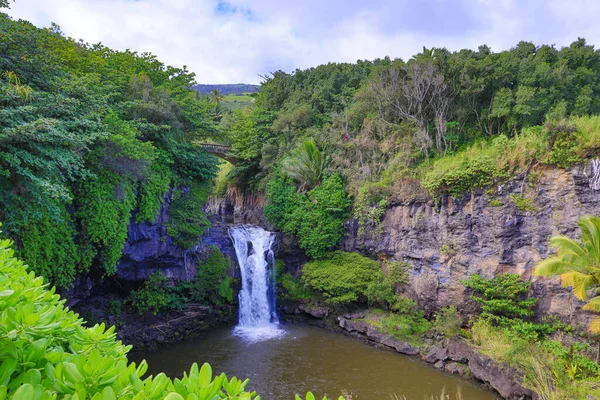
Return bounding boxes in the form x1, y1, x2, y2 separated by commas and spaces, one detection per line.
342, 161, 600, 328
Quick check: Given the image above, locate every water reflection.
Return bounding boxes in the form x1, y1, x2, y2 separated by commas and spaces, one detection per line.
133, 324, 499, 400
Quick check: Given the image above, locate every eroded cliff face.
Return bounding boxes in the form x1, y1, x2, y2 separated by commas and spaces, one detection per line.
116, 191, 306, 282
342, 161, 600, 329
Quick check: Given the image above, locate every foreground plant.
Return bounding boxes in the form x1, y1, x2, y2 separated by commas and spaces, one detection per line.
533, 215, 600, 332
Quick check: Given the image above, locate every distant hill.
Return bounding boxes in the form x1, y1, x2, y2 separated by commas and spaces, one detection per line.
192, 84, 260, 95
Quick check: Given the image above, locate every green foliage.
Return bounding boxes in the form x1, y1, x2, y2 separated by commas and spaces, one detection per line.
266, 173, 351, 258
18, 209, 80, 288
471, 319, 600, 399
167, 183, 211, 249
136, 159, 172, 223
275, 260, 313, 301
548, 126, 581, 168
302, 251, 382, 304
421, 131, 548, 197
188, 246, 232, 305
282, 139, 329, 191
76, 172, 137, 275
534, 215, 600, 333
440, 244, 453, 257
128, 271, 180, 315
488, 199, 504, 207
0, 14, 219, 286
464, 274, 537, 324
509, 194, 537, 212
365, 305, 431, 345
433, 306, 462, 338
105, 297, 123, 320
128, 248, 233, 314
353, 183, 388, 239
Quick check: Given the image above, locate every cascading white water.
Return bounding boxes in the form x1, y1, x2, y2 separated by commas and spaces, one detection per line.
229, 225, 284, 342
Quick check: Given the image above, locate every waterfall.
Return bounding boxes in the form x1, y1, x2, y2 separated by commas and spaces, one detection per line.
229, 225, 284, 342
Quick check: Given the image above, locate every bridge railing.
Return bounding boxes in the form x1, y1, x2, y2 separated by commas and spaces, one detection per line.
199, 143, 231, 154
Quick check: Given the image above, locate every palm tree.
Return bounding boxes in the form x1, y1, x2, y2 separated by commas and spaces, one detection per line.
533, 216, 600, 332
282, 139, 329, 191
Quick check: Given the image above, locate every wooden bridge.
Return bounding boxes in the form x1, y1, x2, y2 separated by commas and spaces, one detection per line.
198, 143, 238, 164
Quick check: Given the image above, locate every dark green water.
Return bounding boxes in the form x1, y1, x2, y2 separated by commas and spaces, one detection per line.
134, 324, 499, 400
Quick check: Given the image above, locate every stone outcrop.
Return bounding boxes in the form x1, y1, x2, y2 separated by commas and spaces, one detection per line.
342, 161, 600, 328
335, 313, 536, 400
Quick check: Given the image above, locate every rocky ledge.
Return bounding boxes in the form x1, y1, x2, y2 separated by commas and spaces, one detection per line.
336, 313, 536, 400
74, 297, 236, 353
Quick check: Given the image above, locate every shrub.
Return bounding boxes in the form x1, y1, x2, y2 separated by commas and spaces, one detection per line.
488, 199, 504, 207
265, 173, 351, 258
302, 251, 382, 305
136, 159, 171, 223
421, 129, 549, 197
274, 261, 311, 302
76, 171, 137, 275
188, 246, 232, 305
433, 306, 462, 338
127, 271, 181, 315
464, 274, 537, 324
365, 304, 431, 345
167, 182, 211, 249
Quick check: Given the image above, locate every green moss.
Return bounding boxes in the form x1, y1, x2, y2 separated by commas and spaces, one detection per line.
509, 194, 537, 212
488, 199, 504, 207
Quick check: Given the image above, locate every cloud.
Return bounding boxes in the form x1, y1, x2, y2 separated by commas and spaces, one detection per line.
5, 0, 599, 84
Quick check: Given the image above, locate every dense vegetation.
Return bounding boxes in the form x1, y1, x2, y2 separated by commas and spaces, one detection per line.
0, 13, 222, 287
216, 39, 600, 256
127, 246, 234, 315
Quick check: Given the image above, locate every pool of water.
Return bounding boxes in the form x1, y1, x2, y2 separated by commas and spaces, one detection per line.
133, 324, 498, 400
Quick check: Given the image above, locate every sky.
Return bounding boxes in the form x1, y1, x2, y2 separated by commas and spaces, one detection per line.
5, 0, 600, 84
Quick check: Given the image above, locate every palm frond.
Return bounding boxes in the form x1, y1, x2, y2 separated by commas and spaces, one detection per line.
587, 316, 600, 334
560, 271, 595, 301
583, 296, 600, 313
533, 257, 571, 277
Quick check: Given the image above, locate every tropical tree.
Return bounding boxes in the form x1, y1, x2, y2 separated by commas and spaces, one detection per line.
282, 139, 329, 191
533, 215, 600, 332
210, 88, 224, 120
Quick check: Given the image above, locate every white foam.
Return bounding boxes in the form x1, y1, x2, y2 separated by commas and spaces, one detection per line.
232, 324, 286, 343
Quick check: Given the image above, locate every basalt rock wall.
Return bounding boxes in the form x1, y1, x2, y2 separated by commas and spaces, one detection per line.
342, 161, 600, 328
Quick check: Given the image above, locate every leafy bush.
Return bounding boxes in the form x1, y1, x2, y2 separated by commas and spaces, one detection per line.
136, 159, 172, 223
275, 260, 313, 301
265, 173, 351, 258
188, 246, 232, 305
127, 271, 182, 315
302, 251, 382, 305
128, 248, 233, 314
433, 306, 462, 338
167, 182, 211, 249
365, 305, 431, 346
464, 274, 537, 323
18, 210, 80, 288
